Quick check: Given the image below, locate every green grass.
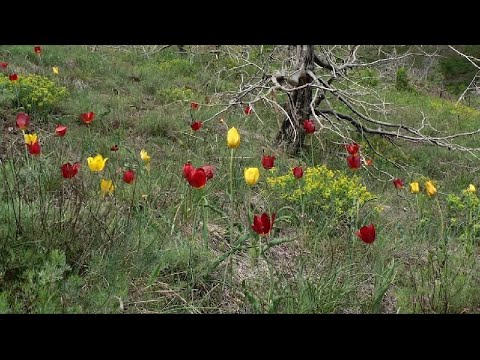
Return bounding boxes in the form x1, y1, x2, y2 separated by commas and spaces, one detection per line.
1, 45, 480, 313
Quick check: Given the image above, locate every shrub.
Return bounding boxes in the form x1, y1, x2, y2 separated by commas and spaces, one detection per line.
355, 68, 380, 87
266, 165, 376, 218
395, 67, 412, 91
0, 73, 68, 114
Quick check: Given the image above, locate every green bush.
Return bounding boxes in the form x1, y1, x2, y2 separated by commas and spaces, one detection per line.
355, 68, 380, 87
395, 67, 412, 91
0, 73, 68, 114
266, 165, 376, 218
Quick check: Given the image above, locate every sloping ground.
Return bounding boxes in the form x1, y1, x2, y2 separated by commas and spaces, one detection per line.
0, 45, 480, 313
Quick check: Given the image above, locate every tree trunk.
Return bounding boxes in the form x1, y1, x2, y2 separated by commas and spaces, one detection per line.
275, 45, 315, 154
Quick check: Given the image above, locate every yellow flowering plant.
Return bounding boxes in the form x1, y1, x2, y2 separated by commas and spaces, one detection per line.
425, 180, 437, 197
244, 167, 260, 186
267, 165, 376, 218
447, 188, 480, 241
87, 154, 108, 172
24, 133, 38, 146
227, 127, 240, 149
100, 179, 115, 196
0, 73, 68, 114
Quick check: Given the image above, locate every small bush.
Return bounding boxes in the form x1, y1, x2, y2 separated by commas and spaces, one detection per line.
0, 73, 68, 114
395, 67, 412, 92
355, 68, 380, 87
266, 165, 376, 218
156, 87, 195, 104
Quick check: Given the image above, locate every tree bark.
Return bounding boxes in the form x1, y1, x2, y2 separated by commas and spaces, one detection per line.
275, 45, 315, 154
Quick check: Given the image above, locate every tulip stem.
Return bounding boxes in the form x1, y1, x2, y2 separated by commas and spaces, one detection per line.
310, 135, 314, 167
229, 148, 234, 244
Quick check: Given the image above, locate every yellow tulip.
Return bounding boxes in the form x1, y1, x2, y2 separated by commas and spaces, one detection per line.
24, 133, 38, 145
425, 180, 437, 197
87, 154, 108, 172
467, 184, 476, 193
227, 127, 240, 149
100, 179, 115, 196
244, 167, 260, 186
409, 182, 420, 194
140, 149, 151, 162
52, 67, 59, 75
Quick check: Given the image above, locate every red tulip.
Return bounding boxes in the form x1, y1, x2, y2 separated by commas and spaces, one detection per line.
191, 121, 202, 131
110, 144, 119, 152
61, 162, 80, 179
188, 168, 207, 189
303, 119, 315, 134
366, 159, 373, 166
80, 112, 95, 124
183, 162, 195, 180
345, 143, 360, 155
123, 169, 136, 184
356, 224, 376, 244
55, 125, 67, 137
261, 155, 276, 170
0, 62, 8, 69
27, 141, 41, 155
199, 164, 214, 180
244, 105, 252, 115
16, 112, 30, 130
191, 102, 199, 110
393, 178, 404, 189
347, 154, 361, 169
293, 166, 304, 179
9, 74, 18, 81
34, 46, 42, 54
251, 213, 275, 236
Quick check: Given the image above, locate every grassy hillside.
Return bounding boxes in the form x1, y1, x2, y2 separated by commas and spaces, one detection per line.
0, 45, 479, 313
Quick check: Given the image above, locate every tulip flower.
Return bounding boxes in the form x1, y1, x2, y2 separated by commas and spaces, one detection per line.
110, 144, 119, 152
244, 167, 260, 186
261, 155, 276, 170
393, 178, 404, 189
244, 105, 252, 115
16, 112, 30, 130
187, 168, 207, 189
100, 179, 115, 196
183, 162, 195, 180
251, 213, 275, 236
55, 125, 67, 137
199, 164, 214, 180
345, 143, 359, 155
425, 180, 437, 197
140, 149, 151, 162
87, 154, 108, 172
61, 162, 80, 179
347, 154, 361, 169
303, 119, 315, 134
356, 224, 376, 244
52, 67, 59, 75
293, 166, 304, 179
80, 112, 95, 124
191, 121, 202, 131
0, 62, 7, 69
467, 184, 476, 193
27, 141, 41, 156
409, 182, 420, 194
227, 127, 240, 148
9, 74, 18, 82
34, 46, 42, 54
366, 159, 373, 166
191, 102, 199, 110
24, 133, 38, 146
123, 169, 135, 184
